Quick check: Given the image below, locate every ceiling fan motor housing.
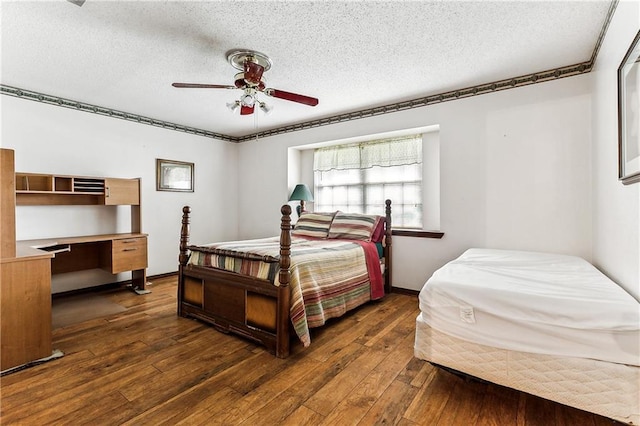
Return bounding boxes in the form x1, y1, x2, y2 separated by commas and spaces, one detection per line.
226, 49, 272, 72
234, 72, 265, 90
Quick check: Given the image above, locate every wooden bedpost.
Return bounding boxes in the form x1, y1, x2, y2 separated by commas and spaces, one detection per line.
178, 205, 191, 316
276, 204, 292, 358
384, 199, 392, 293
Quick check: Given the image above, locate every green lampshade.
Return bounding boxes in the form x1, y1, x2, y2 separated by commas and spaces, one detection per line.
288, 184, 314, 202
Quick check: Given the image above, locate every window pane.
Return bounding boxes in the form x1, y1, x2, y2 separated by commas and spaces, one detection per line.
348, 185, 363, 206
399, 204, 422, 228
403, 183, 421, 205
364, 204, 386, 216
316, 186, 332, 207
384, 184, 403, 205
333, 186, 349, 206
366, 184, 384, 205
365, 166, 385, 183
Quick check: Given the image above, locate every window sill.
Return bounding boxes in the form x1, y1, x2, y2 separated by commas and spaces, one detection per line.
391, 230, 444, 239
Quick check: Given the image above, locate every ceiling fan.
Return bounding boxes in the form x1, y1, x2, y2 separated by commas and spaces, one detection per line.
172, 49, 319, 116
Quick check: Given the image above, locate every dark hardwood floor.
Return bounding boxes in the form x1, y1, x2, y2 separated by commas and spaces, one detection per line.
0, 276, 621, 425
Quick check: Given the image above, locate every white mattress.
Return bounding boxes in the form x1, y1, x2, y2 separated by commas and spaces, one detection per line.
419, 248, 640, 366
415, 315, 640, 424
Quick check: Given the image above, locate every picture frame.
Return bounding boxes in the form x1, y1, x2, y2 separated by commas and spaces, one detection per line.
618, 30, 640, 185
156, 159, 194, 192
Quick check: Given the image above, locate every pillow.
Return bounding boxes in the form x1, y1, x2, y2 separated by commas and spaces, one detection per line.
292, 212, 335, 238
328, 212, 381, 241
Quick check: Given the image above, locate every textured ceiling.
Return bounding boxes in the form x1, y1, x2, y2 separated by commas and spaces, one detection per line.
1, 0, 612, 139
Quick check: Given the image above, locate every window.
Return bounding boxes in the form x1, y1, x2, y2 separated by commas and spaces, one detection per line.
313, 135, 423, 228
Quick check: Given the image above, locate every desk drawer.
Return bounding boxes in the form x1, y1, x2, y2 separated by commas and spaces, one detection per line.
111, 237, 147, 273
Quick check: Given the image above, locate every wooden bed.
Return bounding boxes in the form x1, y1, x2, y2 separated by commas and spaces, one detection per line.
177, 200, 393, 358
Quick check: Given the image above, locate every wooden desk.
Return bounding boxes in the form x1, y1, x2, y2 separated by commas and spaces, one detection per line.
19, 233, 148, 291
1, 234, 147, 372
2, 155, 149, 371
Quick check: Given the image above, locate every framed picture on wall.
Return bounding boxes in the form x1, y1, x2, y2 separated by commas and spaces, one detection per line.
618, 29, 640, 185
156, 159, 194, 192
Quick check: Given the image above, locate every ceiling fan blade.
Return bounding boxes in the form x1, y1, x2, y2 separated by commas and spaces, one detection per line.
172, 83, 236, 89
240, 105, 254, 115
67, 0, 86, 6
264, 88, 318, 107
244, 61, 265, 86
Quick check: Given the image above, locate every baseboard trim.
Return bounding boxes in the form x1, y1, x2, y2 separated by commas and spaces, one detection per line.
391, 287, 419, 297
52, 271, 179, 298
148, 271, 178, 280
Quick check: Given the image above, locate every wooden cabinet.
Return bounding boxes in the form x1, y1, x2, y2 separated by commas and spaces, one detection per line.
1, 149, 54, 372
15, 173, 140, 206
110, 236, 147, 273
1, 251, 53, 372
104, 178, 140, 205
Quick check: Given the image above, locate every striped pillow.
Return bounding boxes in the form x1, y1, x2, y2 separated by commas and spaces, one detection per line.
292, 212, 335, 238
328, 212, 381, 241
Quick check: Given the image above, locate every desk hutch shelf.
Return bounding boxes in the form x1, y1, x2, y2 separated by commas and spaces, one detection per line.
16, 172, 140, 206
15, 172, 147, 290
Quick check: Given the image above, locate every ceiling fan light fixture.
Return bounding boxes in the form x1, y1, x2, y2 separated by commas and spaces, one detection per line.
226, 101, 240, 112
259, 102, 273, 114
240, 90, 255, 107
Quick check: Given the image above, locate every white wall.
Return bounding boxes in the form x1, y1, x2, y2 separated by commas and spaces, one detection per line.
485, 94, 592, 255
237, 75, 593, 290
591, 0, 640, 300
1, 96, 238, 293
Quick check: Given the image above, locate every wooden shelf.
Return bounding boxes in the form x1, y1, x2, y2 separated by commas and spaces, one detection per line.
15, 173, 140, 206
14, 171, 146, 289
16, 173, 52, 192
16, 190, 105, 195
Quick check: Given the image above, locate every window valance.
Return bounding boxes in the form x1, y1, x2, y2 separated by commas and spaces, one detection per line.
313, 135, 423, 172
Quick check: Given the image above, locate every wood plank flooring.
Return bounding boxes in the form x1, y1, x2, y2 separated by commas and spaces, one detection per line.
0, 276, 622, 425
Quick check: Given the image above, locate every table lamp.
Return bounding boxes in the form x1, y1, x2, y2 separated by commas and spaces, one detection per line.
288, 184, 314, 217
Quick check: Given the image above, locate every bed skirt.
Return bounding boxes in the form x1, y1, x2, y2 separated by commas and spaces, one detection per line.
414, 314, 639, 424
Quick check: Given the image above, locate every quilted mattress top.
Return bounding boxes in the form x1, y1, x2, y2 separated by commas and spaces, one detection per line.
419, 248, 640, 366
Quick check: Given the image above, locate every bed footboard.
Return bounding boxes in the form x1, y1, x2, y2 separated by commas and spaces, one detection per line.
177, 205, 292, 358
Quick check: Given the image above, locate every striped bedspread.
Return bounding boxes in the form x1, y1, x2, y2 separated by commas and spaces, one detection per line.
187, 236, 384, 347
